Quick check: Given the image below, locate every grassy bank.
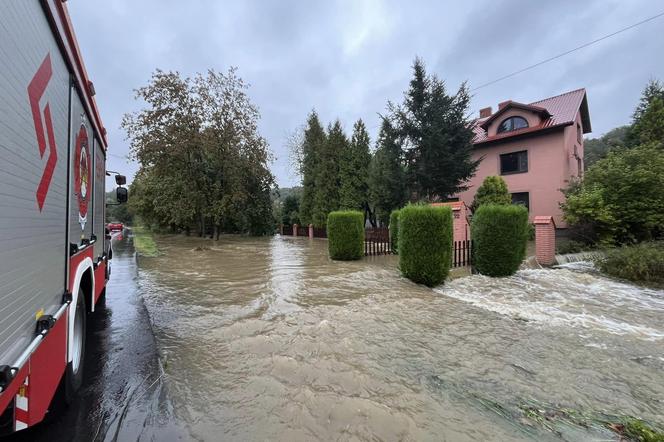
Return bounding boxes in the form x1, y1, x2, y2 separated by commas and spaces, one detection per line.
131, 225, 160, 257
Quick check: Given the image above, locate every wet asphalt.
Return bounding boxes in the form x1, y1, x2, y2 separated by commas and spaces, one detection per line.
7, 232, 182, 442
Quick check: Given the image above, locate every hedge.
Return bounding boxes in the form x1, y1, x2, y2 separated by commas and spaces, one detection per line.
398, 204, 453, 287
389, 209, 401, 254
596, 242, 664, 284
327, 211, 365, 260
472, 204, 529, 276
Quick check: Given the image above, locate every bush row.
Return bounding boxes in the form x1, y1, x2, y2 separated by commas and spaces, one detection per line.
596, 242, 664, 285
327, 211, 364, 260
398, 204, 453, 287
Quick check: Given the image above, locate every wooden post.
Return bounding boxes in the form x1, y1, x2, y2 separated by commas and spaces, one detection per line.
293, 223, 298, 237
534, 216, 556, 266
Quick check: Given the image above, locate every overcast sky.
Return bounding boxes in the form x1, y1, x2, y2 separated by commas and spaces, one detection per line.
67, 0, 664, 189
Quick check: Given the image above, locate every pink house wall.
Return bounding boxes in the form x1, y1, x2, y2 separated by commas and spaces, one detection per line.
457, 110, 585, 227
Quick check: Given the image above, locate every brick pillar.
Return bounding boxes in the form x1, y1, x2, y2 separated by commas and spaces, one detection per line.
534, 216, 556, 266
308, 224, 314, 239
293, 224, 298, 237
280, 224, 284, 235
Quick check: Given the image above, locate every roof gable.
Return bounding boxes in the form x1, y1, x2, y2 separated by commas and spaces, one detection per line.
473, 88, 591, 145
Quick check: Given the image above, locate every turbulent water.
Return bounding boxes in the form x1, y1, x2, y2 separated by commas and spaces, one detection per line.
137, 235, 664, 441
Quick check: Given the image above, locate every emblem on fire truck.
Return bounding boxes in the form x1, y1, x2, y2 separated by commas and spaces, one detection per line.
74, 122, 90, 230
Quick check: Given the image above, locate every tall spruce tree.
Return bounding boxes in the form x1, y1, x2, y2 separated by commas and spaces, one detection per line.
368, 119, 407, 224
339, 119, 371, 210
312, 120, 346, 227
392, 58, 479, 201
299, 111, 326, 225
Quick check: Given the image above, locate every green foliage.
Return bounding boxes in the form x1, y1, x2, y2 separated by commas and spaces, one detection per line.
368, 119, 407, 225
339, 119, 371, 211
327, 211, 365, 260
312, 121, 346, 227
391, 58, 479, 200
562, 145, 664, 244
472, 204, 529, 277
299, 112, 326, 225
281, 194, 300, 225
389, 209, 401, 254
583, 126, 629, 169
123, 69, 275, 237
596, 242, 664, 285
106, 190, 133, 224
622, 418, 664, 442
398, 204, 453, 287
471, 176, 511, 211
631, 96, 664, 146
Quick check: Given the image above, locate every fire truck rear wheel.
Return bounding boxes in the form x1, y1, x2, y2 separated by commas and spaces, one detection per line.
65, 288, 87, 403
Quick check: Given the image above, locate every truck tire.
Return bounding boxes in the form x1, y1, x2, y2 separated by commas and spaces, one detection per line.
65, 289, 87, 403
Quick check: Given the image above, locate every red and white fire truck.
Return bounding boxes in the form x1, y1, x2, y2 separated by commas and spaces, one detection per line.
0, 1, 126, 434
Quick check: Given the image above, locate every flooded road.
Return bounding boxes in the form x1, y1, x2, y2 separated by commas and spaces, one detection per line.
12, 233, 182, 441
138, 235, 664, 441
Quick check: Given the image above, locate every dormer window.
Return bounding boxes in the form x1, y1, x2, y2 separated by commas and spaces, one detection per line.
497, 116, 528, 134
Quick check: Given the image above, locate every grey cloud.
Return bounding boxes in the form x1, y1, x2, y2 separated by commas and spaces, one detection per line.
67, 1, 664, 188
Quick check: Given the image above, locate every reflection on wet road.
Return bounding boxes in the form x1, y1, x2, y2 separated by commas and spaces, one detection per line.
12, 233, 182, 441
138, 235, 664, 441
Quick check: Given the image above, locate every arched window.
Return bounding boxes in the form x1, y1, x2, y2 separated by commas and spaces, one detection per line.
497, 116, 528, 133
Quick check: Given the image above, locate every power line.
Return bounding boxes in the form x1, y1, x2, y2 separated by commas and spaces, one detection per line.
471, 11, 664, 92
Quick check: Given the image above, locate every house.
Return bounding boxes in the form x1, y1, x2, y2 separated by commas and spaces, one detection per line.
456, 88, 591, 227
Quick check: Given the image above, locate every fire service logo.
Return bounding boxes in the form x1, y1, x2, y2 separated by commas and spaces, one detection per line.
74, 122, 90, 230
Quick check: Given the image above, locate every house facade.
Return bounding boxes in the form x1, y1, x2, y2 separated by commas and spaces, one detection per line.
456, 88, 592, 227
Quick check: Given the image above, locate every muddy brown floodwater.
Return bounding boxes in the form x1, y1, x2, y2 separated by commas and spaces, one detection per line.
137, 234, 664, 441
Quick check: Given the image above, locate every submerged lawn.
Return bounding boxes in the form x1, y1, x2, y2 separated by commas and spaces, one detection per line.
130, 225, 160, 257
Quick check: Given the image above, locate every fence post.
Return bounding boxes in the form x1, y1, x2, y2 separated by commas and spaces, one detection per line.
534, 216, 556, 266
280, 224, 284, 235
308, 224, 314, 239
293, 223, 298, 237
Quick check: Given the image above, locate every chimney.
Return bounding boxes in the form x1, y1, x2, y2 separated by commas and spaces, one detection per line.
498, 100, 511, 110
479, 107, 492, 118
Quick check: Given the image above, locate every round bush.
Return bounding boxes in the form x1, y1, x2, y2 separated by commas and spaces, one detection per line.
398, 204, 453, 287
389, 209, 401, 254
327, 211, 365, 260
472, 204, 529, 276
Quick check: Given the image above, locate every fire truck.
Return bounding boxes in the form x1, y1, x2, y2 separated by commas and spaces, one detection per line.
0, 1, 126, 434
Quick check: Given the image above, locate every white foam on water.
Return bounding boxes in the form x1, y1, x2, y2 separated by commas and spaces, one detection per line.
436, 268, 664, 341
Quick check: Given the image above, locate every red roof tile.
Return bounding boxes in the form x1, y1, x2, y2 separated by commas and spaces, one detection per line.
473, 88, 590, 144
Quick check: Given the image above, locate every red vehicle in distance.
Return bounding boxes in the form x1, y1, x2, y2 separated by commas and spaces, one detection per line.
106, 222, 124, 232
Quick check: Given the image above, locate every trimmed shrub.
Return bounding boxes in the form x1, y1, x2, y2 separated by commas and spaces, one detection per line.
472, 204, 529, 277
596, 242, 664, 284
398, 204, 453, 287
327, 211, 365, 260
471, 175, 511, 212
389, 209, 400, 254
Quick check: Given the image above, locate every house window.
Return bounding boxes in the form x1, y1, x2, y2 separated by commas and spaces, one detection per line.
511, 192, 530, 211
500, 150, 528, 174
497, 116, 528, 133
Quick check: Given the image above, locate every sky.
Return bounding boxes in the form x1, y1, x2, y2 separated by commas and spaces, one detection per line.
66, 0, 664, 189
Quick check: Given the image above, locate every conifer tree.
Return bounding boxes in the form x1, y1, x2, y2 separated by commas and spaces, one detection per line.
368, 119, 407, 224
392, 58, 479, 201
312, 120, 346, 227
299, 111, 326, 225
339, 119, 371, 211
